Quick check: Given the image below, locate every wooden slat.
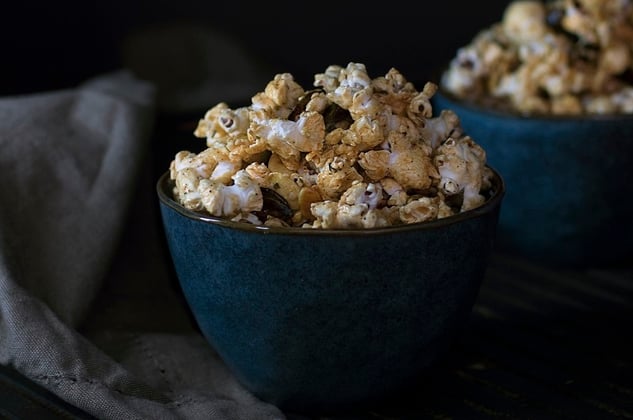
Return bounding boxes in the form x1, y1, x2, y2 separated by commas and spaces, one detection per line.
337, 252, 633, 419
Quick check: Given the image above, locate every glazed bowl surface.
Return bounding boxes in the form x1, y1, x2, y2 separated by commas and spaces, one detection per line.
432, 90, 633, 267
156, 167, 504, 412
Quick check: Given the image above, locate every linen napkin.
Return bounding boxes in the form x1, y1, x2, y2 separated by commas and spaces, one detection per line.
0, 71, 284, 419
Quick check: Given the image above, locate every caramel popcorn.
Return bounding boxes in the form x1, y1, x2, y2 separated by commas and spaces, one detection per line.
441, 0, 633, 115
169, 62, 493, 229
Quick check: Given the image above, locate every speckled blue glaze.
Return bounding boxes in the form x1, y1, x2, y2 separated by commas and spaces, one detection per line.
156, 169, 504, 412
432, 90, 633, 267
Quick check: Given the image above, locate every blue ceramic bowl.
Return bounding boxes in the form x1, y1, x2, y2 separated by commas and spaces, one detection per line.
156, 168, 504, 413
432, 90, 633, 268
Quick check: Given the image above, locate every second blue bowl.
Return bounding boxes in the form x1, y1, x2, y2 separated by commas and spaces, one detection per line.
432, 90, 633, 267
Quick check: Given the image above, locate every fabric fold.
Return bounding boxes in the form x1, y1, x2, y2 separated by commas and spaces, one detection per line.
0, 71, 285, 419
0, 71, 155, 326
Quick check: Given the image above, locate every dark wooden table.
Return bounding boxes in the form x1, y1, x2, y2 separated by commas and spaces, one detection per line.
289, 253, 633, 420
3, 250, 631, 420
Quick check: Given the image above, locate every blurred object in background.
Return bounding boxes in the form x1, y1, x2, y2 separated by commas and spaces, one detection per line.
121, 20, 271, 115
2, 0, 513, 97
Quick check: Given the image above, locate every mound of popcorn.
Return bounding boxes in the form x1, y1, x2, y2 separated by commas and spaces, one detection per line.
441, 0, 633, 115
169, 62, 494, 229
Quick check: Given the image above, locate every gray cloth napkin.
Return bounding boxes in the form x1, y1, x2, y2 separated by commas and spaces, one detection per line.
0, 71, 284, 419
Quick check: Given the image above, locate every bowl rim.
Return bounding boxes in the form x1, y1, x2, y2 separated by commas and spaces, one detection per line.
434, 85, 633, 123
156, 165, 505, 236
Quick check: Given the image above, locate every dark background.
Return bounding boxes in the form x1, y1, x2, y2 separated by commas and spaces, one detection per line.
1, 1, 512, 102
2, 5, 633, 419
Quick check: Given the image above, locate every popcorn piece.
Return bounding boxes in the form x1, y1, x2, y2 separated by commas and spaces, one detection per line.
199, 170, 263, 217
399, 197, 440, 224
434, 136, 488, 211
359, 130, 439, 192
249, 110, 326, 168
421, 109, 463, 149
322, 62, 372, 110
173, 167, 204, 211
315, 157, 364, 200
169, 62, 494, 228
194, 103, 250, 145
251, 73, 305, 120
502, 1, 548, 43
310, 181, 389, 229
